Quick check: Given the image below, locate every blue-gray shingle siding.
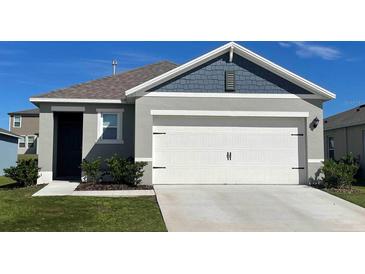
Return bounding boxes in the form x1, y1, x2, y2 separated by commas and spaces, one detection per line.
149, 53, 312, 94
0, 134, 18, 176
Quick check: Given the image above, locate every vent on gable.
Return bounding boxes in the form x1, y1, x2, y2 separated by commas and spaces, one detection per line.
225, 70, 235, 92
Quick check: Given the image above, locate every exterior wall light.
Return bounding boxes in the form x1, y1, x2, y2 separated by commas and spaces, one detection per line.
311, 117, 320, 130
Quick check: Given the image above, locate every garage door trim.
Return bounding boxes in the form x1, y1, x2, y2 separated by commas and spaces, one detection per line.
151, 110, 309, 118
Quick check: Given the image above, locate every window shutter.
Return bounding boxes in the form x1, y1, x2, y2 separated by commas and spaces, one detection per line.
225, 70, 235, 91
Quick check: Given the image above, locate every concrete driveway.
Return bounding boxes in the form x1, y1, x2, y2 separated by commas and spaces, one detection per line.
154, 185, 365, 232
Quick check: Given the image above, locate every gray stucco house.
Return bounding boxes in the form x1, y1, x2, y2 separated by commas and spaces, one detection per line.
8, 108, 39, 155
324, 105, 365, 178
0, 128, 19, 176
30, 42, 335, 185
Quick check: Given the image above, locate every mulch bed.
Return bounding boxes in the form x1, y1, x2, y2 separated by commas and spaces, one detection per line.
75, 183, 153, 191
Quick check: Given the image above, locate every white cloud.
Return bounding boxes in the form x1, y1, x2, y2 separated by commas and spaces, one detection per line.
278, 42, 292, 48
113, 50, 163, 65
278, 42, 341, 60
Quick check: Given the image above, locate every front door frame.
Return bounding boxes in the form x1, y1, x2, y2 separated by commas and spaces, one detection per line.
52, 106, 85, 181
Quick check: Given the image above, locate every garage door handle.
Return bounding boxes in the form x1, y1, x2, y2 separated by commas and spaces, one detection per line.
226, 152, 232, 161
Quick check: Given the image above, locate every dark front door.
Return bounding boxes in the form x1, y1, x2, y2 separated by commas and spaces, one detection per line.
55, 112, 83, 179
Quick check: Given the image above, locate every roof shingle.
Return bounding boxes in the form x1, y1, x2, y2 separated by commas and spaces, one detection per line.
32, 61, 178, 100
8, 108, 39, 116
324, 105, 365, 130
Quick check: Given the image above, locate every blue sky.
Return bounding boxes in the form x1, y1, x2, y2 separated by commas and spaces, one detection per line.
0, 41, 364, 129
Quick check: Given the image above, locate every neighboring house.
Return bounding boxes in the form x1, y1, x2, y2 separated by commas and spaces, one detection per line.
324, 105, 365, 177
0, 128, 19, 175
8, 108, 39, 155
30, 42, 335, 184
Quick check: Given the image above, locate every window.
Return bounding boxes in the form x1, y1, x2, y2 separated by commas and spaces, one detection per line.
97, 109, 124, 144
18, 135, 36, 149
102, 113, 118, 140
27, 136, 35, 148
328, 137, 335, 159
13, 115, 21, 128
19, 136, 26, 148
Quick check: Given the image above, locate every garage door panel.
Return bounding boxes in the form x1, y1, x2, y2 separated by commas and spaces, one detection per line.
230, 149, 298, 166
154, 166, 299, 184
154, 149, 228, 166
153, 117, 306, 185
155, 127, 298, 149
154, 166, 234, 184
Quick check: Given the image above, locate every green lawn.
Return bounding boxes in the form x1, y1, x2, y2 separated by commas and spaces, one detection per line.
0, 185, 166, 232
326, 186, 365, 208
0, 176, 15, 187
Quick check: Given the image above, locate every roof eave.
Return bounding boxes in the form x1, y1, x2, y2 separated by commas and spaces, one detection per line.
29, 97, 124, 104
0, 131, 20, 138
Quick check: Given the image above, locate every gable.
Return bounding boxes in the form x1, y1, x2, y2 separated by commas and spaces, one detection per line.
126, 42, 335, 100
149, 53, 312, 95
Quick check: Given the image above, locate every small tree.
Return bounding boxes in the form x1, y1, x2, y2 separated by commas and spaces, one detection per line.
80, 158, 102, 183
3, 159, 40, 187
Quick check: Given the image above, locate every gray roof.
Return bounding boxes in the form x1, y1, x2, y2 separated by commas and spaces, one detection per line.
0, 128, 20, 138
32, 61, 178, 100
8, 108, 39, 116
324, 105, 365, 130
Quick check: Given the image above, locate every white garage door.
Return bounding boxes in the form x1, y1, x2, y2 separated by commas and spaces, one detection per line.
153, 116, 306, 185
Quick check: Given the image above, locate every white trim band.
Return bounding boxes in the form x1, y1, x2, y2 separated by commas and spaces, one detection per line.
51, 106, 85, 112
145, 92, 322, 99
30, 98, 123, 104
151, 110, 309, 118
308, 159, 324, 163
135, 157, 153, 162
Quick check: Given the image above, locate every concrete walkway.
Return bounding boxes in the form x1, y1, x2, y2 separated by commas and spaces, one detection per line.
71, 190, 155, 197
155, 185, 365, 232
33, 181, 80, 196
33, 181, 155, 197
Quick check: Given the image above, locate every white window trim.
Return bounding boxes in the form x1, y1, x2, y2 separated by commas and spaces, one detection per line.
18, 135, 26, 148
18, 135, 37, 149
27, 135, 37, 148
13, 115, 22, 128
96, 108, 124, 144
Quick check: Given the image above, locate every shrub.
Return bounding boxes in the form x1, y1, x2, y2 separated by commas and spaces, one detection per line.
106, 155, 147, 186
321, 153, 359, 190
3, 159, 40, 187
80, 158, 102, 183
